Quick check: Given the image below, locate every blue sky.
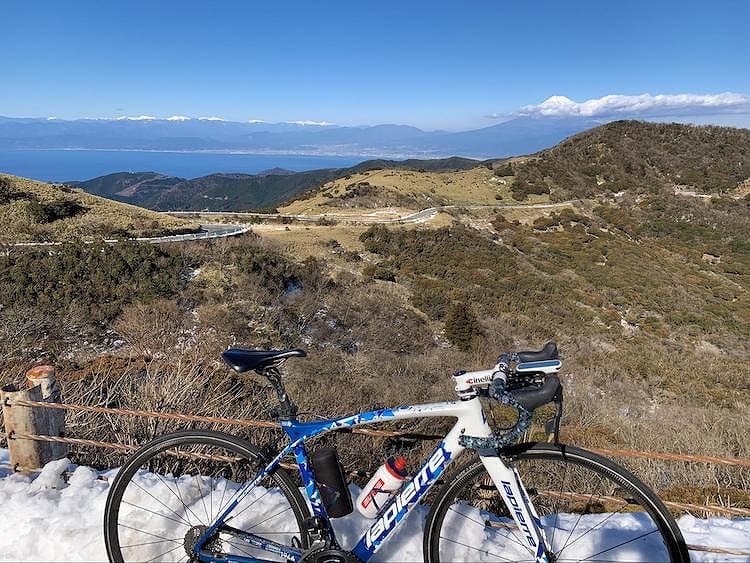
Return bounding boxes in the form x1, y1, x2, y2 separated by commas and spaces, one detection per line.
2, 0, 749, 129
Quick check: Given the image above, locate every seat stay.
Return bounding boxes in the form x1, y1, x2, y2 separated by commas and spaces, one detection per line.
194, 440, 302, 557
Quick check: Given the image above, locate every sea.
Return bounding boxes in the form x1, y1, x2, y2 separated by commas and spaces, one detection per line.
0, 149, 363, 182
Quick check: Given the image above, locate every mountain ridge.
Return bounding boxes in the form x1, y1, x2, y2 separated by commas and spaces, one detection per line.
66, 121, 750, 212
68, 157, 484, 211
0, 115, 607, 158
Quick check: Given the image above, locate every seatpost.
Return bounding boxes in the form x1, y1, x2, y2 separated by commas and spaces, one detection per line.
259, 366, 298, 420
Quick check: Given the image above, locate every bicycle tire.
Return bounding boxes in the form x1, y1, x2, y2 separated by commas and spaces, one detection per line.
424, 442, 689, 562
104, 430, 311, 562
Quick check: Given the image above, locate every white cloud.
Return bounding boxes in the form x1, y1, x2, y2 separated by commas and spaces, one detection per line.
514, 92, 750, 118
197, 116, 226, 121
247, 119, 267, 123
166, 115, 191, 121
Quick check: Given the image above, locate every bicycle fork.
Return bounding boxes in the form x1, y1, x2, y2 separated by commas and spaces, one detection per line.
480, 454, 553, 563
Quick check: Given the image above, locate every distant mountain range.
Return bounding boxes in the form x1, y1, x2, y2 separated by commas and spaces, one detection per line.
0, 115, 603, 159
68, 157, 483, 211
67, 121, 750, 212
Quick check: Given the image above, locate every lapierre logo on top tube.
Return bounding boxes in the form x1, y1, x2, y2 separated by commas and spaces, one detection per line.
364, 446, 449, 549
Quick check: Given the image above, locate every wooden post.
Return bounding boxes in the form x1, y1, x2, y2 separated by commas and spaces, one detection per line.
0, 365, 67, 471
26, 365, 68, 461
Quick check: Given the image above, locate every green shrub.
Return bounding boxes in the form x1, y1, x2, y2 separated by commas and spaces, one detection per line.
493, 162, 514, 176
363, 263, 396, 282
444, 302, 482, 350
0, 242, 186, 323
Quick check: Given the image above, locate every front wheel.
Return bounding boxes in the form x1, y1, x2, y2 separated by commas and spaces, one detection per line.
424, 442, 689, 562
104, 430, 311, 562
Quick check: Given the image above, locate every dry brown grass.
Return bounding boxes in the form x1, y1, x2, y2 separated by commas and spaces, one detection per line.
0, 173, 197, 242
280, 167, 550, 215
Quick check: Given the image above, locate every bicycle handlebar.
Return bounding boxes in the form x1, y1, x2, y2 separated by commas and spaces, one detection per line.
455, 343, 564, 450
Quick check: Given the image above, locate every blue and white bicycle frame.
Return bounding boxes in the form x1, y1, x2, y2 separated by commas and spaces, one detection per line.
195, 369, 555, 563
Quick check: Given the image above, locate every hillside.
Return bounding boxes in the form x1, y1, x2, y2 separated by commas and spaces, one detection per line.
1, 120, 748, 512
69, 157, 483, 211
68, 121, 750, 213
0, 173, 198, 243
509, 120, 750, 200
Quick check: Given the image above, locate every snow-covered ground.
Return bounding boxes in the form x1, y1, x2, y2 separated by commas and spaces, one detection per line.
0, 452, 747, 562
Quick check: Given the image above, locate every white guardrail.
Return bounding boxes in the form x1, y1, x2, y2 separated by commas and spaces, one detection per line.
8, 225, 253, 247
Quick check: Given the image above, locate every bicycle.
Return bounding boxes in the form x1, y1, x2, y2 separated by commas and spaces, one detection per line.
104, 343, 690, 562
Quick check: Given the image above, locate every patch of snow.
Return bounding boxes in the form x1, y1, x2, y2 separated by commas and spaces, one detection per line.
620, 317, 639, 335
286, 120, 335, 126
675, 187, 713, 199
114, 115, 157, 121
0, 454, 747, 561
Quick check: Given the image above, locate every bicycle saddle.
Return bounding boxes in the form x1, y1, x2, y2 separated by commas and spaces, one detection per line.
222, 348, 306, 373
516, 341, 558, 362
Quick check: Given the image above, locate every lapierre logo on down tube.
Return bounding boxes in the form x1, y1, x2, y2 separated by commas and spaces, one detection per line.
501, 479, 549, 562
364, 446, 449, 549
501, 480, 537, 548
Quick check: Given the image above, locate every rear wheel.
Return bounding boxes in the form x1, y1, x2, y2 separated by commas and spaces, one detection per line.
425, 442, 689, 562
104, 430, 310, 562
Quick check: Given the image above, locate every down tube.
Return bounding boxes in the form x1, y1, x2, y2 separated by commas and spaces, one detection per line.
351, 424, 465, 562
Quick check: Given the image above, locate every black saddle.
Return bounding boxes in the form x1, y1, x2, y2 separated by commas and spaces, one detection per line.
517, 341, 558, 362
222, 348, 306, 373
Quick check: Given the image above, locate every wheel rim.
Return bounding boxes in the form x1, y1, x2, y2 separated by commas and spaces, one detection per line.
108, 436, 304, 562
434, 453, 679, 562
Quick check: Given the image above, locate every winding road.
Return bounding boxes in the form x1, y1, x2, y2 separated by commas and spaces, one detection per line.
167, 200, 576, 226
9, 201, 575, 247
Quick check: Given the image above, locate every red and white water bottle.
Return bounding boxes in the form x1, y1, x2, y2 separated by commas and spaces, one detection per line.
355, 456, 408, 518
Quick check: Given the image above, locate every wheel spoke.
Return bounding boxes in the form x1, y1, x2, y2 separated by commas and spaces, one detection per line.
548, 459, 569, 550
127, 478, 195, 528
118, 523, 183, 544
581, 529, 661, 561
224, 487, 274, 525
120, 537, 185, 549
120, 499, 191, 528
439, 535, 520, 562
145, 542, 185, 562
106, 434, 307, 563
192, 470, 212, 524
447, 505, 531, 553
245, 506, 294, 532
556, 499, 633, 555
429, 447, 682, 563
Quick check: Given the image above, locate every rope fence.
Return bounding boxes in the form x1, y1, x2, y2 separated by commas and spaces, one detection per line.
2, 379, 749, 557
9, 397, 750, 468
8, 398, 445, 441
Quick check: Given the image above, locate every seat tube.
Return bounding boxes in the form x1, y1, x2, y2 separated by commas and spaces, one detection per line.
480, 454, 552, 562
293, 442, 328, 518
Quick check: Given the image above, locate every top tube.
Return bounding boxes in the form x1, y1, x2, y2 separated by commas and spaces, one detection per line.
279, 400, 476, 442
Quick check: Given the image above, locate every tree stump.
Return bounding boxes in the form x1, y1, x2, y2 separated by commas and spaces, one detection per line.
1, 366, 68, 471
